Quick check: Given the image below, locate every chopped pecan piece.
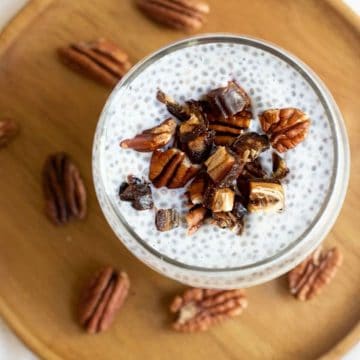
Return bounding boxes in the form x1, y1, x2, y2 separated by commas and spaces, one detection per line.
170, 288, 248, 332
155, 208, 180, 231
58, 38, 131, 87
205, 81, 252, 137
79, 266, 130, 334
239, 179, 284, 213
42, 153, 87, 225
137, 0, 210, 31
120, 118, 177, 152
119, 175, 153, 210
186, 205, 208, 235
149, 148, 199, 188
259, 108, 310, 152
186, 172, 208, 205
157, 89, 190, 121
288, 247, 343, 301
0, 118, 19, 148
204, 187, 235, 213
272, 152, 289, 179
240, 158, 267, 179
232, 132, 269, 162
204, 146, 243, 186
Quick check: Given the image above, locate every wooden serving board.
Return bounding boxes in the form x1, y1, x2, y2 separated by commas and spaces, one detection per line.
0, 0, 359, 359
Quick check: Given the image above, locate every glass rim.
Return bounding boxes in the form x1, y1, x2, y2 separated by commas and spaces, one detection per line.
93, 33, 350, 275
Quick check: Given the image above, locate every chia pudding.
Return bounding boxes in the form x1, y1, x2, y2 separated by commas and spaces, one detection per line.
93, 35, 349, 288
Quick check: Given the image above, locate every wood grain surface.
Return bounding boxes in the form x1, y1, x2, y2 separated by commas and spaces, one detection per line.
0, 0, 359, 359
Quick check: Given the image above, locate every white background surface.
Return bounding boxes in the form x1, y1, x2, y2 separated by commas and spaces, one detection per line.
0, 0, 359, 359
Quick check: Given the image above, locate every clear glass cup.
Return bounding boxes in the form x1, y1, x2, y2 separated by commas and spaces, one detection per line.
92, 34, 350, 288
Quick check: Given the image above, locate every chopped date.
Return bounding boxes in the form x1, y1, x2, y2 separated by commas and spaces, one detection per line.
205, 80, 252, 122
155, 209, 180, 232
240, 158, 267, 179
232, 132, 269, 163
119, 175, 153, 210
272, 152, 289, 179
211, 212, 245, 235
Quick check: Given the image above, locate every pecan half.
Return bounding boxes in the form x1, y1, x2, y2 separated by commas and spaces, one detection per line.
42, 153, 87, 225
155, 208, 180, 231
185, 205, 208, 235
149, 148, 199, 188
170, 288, 248, 332
0, 118, 19, 148
58, 38, 131, 87
259, 108, 310, 152
120, 118, 177, 152
288, 247, 343, 301
137, 0, 210, 31
272, 152, 289, 179
79, 266, 130, 334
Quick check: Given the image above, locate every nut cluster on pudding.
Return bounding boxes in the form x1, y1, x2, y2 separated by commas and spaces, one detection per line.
119, 80, 310, 235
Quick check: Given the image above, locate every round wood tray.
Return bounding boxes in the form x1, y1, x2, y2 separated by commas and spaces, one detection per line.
0, 0, 359, 359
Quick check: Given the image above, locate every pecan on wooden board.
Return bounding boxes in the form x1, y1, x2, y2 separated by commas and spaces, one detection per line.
42, 153, 87, 225
259, 108, 310, 153
137, 0, 210, 31
58, 38, 131, 87
79, 266, 130, 334
0, 118, 19, 148
288, 246, 343, 301
170, 288, 248, 332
